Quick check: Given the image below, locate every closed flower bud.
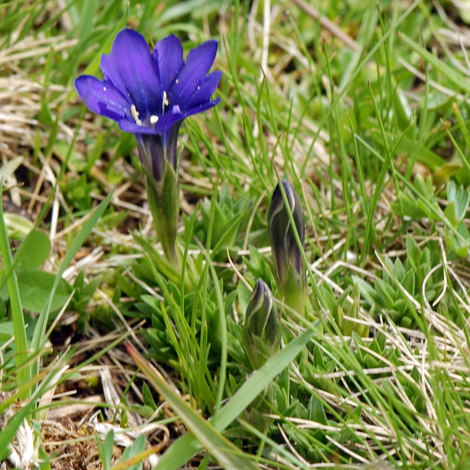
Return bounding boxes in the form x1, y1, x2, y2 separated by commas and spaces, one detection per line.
268, 180, 306, 315
243, 279, 281, 370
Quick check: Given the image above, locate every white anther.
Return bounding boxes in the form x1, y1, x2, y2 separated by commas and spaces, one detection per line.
150, 115, 159, 124
103, 87, 106, 91
175, 79, 179, 84
131, 104, 142, 126
162, 90, 169, 113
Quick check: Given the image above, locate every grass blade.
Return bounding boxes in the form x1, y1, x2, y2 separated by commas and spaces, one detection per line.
127, 344, 259, 470
398, 32, 470, 94
153, 326, 317, 470
0, 180, 30, 400
30, 188, 114, 382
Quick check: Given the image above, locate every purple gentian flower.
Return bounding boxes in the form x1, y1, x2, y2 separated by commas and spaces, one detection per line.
74, 28, 222, 182
74, 29, 222, 264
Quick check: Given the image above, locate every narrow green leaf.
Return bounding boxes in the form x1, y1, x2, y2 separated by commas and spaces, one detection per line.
153, 326, 316, 470
77, 0, 97, 42
0, 361, 65, 458
104, 430, 114, 470
0, 396, 36, 460
210, 209, 248, 258
128, 345, 259, 470
0, 180, 30, 399
120, 434, 146, 470
31, 189, 114, 381
97, 430, 114, 470
398, 33, 470, 94
453, 102, 470, 157
369, 128, 445, 171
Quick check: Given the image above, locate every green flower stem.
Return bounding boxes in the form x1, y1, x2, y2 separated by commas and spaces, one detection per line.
144, 164, 180, 265
0, 181, 31, 400
279, 268, 306, 318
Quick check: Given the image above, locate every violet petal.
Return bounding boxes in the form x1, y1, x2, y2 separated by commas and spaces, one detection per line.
186, 71, 222, 111
74, 75, 129, 121
153, 111, 184, 137
118, 119, 157, 134
169, 40, 218, 105
100, 29, 161, 119
184, 98, 221, 119
153, 34, 184, 94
